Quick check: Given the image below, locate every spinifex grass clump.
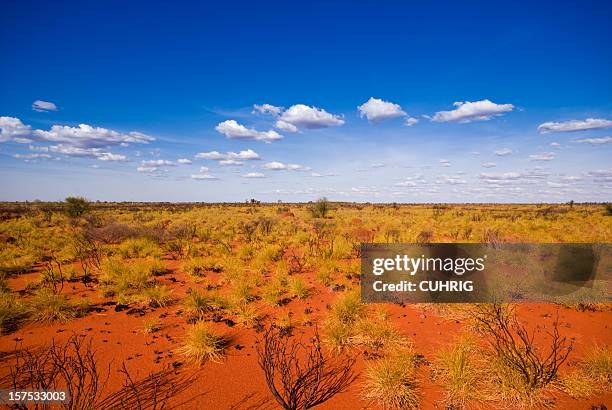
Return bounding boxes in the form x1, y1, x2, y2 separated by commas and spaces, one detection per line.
561, 344, 612, 398
361, 349, 422, 409
0, 289, 29, 333
183, 289, 228, 318
179, 322, 228, 364
432, 334, 489, 407
29, 288, 86, 323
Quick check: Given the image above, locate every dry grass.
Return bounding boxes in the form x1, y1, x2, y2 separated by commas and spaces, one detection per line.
178, 321, 228, 364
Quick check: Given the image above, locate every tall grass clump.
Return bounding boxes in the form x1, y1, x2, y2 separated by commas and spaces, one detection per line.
0, 290, 29, 333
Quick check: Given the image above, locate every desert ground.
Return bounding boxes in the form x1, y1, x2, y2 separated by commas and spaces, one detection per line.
0, 201, 610, 409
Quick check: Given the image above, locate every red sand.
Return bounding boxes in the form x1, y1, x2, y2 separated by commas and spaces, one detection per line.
1, 256, 610, 409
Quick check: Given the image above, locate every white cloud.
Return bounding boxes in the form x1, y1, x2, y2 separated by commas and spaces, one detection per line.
199, 166, 210, 173
243, 172, 265, 178
262, 161, 310, 171
573, 136, 612, 145
34, 124, 154, 148
274, 120, 299, 133
219, 159, 243, 166
195, 149, 260, 163
0, 117, 32, 142
13, 153, 51, 159
97, 152, 127, 161
215, 120, 282, 143
253, 104, 283, 116
550, 142, 561, 148
177, 158, 192, 164
404, 117, 418, 127
371, 162, 386, 168
137, 166, 157, 173
494, 148, 513, 156
49, 144, 126, 161
276, 104, 344, 131
262, 161, 286, 170
439, 159, 451, 167
141, 159, 173, 167
195, 151, 225, 160
481, 162, 497, 168
538, 118, 612, 133
358, 97, 406, 123
437, 174, 467, 185
32, 100, 58, 112
529, 152, 556, 161
191, 174, 218, 180
432, 99, 514, 123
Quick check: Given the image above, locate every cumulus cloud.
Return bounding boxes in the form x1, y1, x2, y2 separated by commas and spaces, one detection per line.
537, 118, 612, 133
0, 117, 32, 142
34, 124, 154, 148
262, 161, 310, 171
191, 174, 218, 180
404, 117, 418, 126
177, 158, 192, 164
141, 159, 174, 167
573, 136, 612, 145
358, 97, 406, 123
432, 99, 514, 123
48, 144, 127, 161
252, 104, 283, 116
439, 159, 451, 167
32, 100, 58, 112
494, 148, 513, 156
199, 166, 210, 173
215, 120, 282, 143
529, 152, 556, 161
195, 149, 260, 162
276, 104, 344, 131
437, 174, 467, 185
243, 172, 265, 178
481, 162, 497, 168
274, 120, 299, 133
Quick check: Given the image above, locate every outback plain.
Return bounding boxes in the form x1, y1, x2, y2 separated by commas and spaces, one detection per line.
0, 199, 610, 409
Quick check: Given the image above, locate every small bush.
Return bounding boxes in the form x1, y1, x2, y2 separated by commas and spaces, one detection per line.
118, 238, 161, 259
139, 284, 173, 308
288, 277, 310, 299
310, 197, 331, 218
64, 196, 90, 217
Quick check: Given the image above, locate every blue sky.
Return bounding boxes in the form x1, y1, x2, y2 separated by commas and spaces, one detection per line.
1, 1, 611, 202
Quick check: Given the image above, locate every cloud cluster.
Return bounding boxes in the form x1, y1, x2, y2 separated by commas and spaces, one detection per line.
252, 104, 283, 116
494, 148, 513, 156
0, 117, 32, 142
215, 120, 282, 143
432, 99, 514, 123
195, 149, 260, 166
538, 118, 612, 133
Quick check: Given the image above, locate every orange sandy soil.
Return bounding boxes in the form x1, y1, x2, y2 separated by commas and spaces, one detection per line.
1, 255, 611, 410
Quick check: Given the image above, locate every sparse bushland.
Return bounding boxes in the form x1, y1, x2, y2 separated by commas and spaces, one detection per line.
179, 321, 228, 364
361, 349, 422, 409
257, 325, 356, 410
